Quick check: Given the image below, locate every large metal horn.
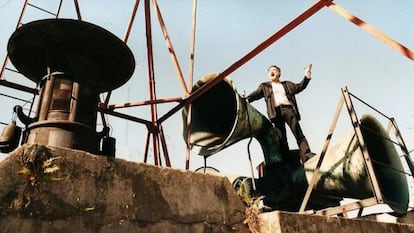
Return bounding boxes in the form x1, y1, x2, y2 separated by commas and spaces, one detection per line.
182, 73, 285, 164
304, 114, 409, 215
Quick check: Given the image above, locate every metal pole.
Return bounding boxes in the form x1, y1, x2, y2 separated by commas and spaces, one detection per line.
299, 92, 345, 212
73, 0, 82, 20
185, 0, 198, 170
145, 0, 160, 165
342, 87, 384, 204
152, 0, 189, 96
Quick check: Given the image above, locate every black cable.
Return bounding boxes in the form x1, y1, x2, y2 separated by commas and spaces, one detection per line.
243, 91, 256, 190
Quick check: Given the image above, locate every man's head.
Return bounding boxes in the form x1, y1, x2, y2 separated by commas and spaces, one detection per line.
268, 65, 281, 82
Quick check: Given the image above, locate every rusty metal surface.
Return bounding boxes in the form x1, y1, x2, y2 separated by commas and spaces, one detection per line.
7, 18, 135, 92
19, 74, 101, 154
26, 120, 100, 153
6, 19, 136, 155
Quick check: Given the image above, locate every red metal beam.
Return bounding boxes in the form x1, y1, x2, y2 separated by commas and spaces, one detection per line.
158, 0, 333, 124
0, 0, 30, 80
329, 3, 414, 61
107, 96, 183, 110
73, 0, 82, 20
153, 0, 190, 96
102, 0, 141, 107
124, 0, 141, 43
145, 0, 160, 165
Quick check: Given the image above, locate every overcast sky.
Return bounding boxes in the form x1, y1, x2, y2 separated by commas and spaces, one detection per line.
1, 0, 414, 204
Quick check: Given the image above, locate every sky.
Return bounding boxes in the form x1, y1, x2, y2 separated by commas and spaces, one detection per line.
1, 0, 414, 212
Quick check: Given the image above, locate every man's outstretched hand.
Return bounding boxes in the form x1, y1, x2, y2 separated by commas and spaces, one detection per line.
305, 64, 312, 78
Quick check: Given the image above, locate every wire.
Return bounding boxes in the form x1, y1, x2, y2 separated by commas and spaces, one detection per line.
0, 92, 32, 103
243, 91, 256, 191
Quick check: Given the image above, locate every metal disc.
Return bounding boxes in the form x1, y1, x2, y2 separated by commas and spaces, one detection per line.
7, 18, 135, 92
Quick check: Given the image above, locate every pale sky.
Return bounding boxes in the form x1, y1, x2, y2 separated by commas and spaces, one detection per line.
1, 1, 414, 211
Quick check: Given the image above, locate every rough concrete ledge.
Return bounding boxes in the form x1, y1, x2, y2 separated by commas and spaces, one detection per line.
260, 211, 414, 233
0, 144, 249, 233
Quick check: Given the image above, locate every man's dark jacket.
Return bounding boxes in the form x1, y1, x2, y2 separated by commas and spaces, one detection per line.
246, 76, 310, 121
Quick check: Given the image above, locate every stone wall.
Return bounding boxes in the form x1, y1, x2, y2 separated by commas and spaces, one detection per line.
0, 144, 249, 233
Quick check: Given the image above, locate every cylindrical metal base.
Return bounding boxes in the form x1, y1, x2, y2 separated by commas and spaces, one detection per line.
26, 120, 100, 154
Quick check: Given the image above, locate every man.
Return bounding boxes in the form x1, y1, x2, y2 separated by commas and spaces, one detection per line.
246, 64, 313, 164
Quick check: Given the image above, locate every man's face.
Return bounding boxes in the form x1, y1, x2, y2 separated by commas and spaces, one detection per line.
268, 67, 281, 81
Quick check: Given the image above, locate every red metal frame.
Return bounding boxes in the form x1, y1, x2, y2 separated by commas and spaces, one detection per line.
1, 0, 413, 168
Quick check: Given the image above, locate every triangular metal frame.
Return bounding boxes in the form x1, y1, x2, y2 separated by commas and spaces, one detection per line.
299, 86, 409, 216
